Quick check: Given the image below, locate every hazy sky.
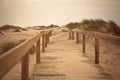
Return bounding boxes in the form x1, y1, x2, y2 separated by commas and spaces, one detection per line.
0, 0, 120, 27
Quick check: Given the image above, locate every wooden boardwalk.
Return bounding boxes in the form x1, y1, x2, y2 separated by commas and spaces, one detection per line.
32, 33, 112, 80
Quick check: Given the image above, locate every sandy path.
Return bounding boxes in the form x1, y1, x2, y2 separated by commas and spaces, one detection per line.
33, 32, 112, 80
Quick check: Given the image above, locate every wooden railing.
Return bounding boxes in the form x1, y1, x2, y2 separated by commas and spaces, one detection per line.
0, 30, 52, 80
69, 30, 120, 64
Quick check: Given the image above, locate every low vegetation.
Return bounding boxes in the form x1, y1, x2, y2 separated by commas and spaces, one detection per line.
46, 24, 59, 28
0, 25, 21, 30
32, 25, 46, 30
0, 39, 26, 55
66, 19, 120, 36
0, 25, 28, 32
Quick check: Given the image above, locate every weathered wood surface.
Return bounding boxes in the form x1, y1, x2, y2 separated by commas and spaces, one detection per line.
94, 32, 120, 45
76, 32, 80, 43
71, 31, 74, 40
69, 32, 72, 39
21, 52, 29, 80
95, 37, 99, 64
36, 38, 41, 63
73, 30, 120, 44
42, 35, 45, 52
82, 34, 86, 53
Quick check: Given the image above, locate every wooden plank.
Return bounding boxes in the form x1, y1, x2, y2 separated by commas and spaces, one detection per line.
69, 32, 72, 39
42, 35, 45, 52
33, 76, 66, 80
95, 37, 99, 64
46, 34, 49, 44
76, 32, 79, 43
73, 30, 120, 44
48, 32, 50, 42
94, 32, 120, 45
45, 34, 47, 47
21, 52, 29, 80
82, 34, 86, 53
36, 38, 41, 63
71, 32, 74, 40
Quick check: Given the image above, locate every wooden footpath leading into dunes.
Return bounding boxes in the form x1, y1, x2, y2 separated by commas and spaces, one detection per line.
0, 30, 120, 80
32, 32, 113, 80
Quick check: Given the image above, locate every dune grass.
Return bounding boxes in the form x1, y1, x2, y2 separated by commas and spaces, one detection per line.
65, 19, 120, 36
0, 39, 26, 55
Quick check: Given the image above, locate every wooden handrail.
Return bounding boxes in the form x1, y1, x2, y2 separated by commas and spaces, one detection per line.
72, 30, 120, 44
69, 30, 120, 64
0, 30, 52, 80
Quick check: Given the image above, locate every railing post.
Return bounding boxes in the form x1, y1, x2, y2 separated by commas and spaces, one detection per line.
46, 34, 48, 44
21, 52, 29, 80
48, 31, 52, 42
42, 35, 45, 52
76, 32, 79, 43
95, 37, 99, 64
69, 32, 72, 39
50, 31, 52, 36
82, 34, 85, 53
36, 38, 40, 63
48, 33, 50, 42
45, 34, 47, 47
72, 31, 74, 40
47, 33, 49, 44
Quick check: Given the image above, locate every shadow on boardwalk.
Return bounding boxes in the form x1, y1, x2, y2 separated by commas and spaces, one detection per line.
33, 32, 113, 80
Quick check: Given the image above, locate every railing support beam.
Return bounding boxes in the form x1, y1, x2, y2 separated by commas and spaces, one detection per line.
36, 38, 40, 63
45, 34, 47, 47
82, 34, 85, 53
69, 32, 72, 39
47, 33, 49, 44
21, 52, 29, 80
76, 32, 79, 43
71, 32, 74, 40
42, 35, 45, 52
48, 33, 50, 42
95, 37, 99, 64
